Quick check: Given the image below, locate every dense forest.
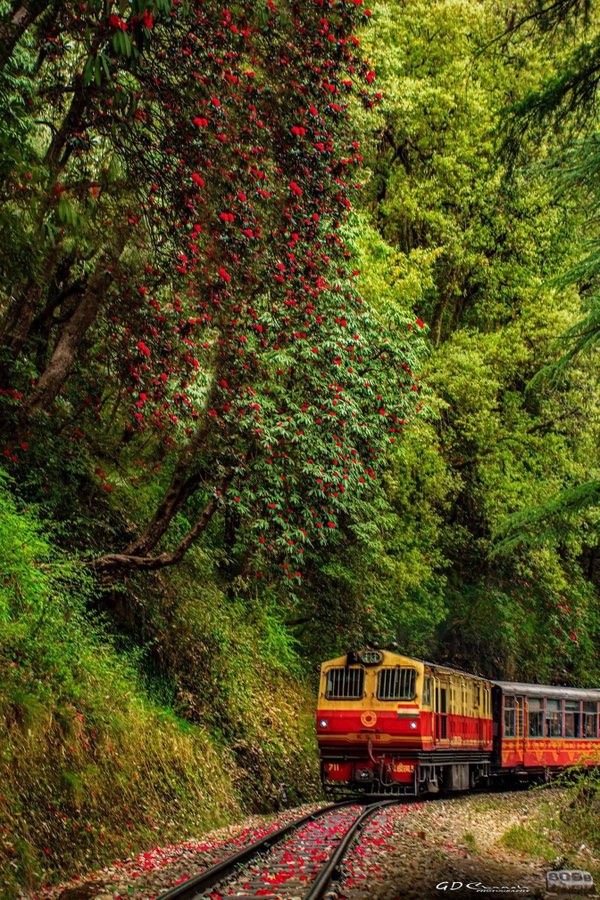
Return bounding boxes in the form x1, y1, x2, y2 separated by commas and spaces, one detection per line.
0, 0, 598, 891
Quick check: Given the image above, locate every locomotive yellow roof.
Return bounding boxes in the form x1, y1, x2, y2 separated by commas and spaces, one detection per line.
321, 650, 491, 682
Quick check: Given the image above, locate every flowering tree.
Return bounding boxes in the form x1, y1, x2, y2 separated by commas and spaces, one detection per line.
0, 0, 424, 580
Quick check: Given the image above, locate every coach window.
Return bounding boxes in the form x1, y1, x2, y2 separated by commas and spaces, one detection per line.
564, 701, 581, 738
528, 698, 544, 737
504, 697, 516, 737
583, 701, 598, 738
546, 699, 562, 738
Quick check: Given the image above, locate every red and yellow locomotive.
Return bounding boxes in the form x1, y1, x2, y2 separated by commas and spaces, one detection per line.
316, 649, 600, 795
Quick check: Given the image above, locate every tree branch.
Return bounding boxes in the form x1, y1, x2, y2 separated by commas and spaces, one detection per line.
92, 473, 232, 579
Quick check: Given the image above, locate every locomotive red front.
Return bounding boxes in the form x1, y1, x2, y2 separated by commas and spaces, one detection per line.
316, 649, 600, 795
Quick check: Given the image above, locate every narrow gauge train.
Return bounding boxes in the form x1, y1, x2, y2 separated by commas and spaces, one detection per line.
316, 649, 600, 796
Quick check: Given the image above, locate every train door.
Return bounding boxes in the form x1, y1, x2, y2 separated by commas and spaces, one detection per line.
435, 684, 448, 741
476, 683, 484, 746
516, 695, 525, 766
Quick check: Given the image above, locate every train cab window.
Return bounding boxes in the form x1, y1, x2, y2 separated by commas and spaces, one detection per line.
504, 697, 516, 737
528, 698, 544, 737
546, 699, 563, 738
583, 701, 598, 738
377, 667, 417, 701
325, 667, 364, 700
423, 676, 432, 706
565, 701, 581, 738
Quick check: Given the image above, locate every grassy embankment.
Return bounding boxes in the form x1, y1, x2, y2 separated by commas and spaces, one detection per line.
0, 470, 319, 896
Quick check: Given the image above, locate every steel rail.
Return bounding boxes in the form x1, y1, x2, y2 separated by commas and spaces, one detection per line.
157, 800, 362, 900
305, 799, 399, 900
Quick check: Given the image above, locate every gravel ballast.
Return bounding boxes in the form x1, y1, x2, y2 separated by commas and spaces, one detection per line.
33, 789, 598, 899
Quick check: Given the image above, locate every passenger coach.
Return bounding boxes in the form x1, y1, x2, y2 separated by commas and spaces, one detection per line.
316, 649, 600, 796
493, 681, 600, 774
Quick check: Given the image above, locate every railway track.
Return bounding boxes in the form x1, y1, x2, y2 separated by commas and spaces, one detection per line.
158, 799, 399, 899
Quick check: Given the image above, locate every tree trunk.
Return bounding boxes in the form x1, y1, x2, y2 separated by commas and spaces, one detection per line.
124, 422, 216, 557
0, 244, 63, 358
0, 0, 52, 71
429, 293, 448, 348
23, 254, 114, 415
44, 74, 90, 171
93, 472, 232, 578
429, 269, 457, 347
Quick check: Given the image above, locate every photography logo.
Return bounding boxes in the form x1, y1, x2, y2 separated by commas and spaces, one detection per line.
434, 870, 596, 895
546, 869, 595, 894
435, 882, 530, 893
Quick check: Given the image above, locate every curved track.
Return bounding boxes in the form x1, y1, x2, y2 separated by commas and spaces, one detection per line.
159, 800, 398, 899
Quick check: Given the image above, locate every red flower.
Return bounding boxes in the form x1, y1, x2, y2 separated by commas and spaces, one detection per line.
193, 116, 209, 127
289, 181, 303, 197
218, 267, 231, 283
136, 341, 151, 356
365, 69, 376, 84
142, 8, 153, 29
191, 173, 205, 187
416, 317, 425, 328
109, 13, 127, 30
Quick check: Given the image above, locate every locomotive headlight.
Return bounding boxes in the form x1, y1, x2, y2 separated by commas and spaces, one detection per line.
319, 719, 329, 729
409, 720, 418, 729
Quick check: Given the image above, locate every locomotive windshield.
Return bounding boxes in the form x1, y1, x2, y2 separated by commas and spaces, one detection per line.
377, 667, 417, 701
325, 666, 364, 699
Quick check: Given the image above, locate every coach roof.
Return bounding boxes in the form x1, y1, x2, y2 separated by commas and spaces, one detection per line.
493, 681, 600, 702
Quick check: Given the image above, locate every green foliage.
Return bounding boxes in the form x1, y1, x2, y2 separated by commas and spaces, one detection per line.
335, 0, 600, 680
496, 480, 600, 553
558, 767, 600, 853
500, 823, 557, 860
